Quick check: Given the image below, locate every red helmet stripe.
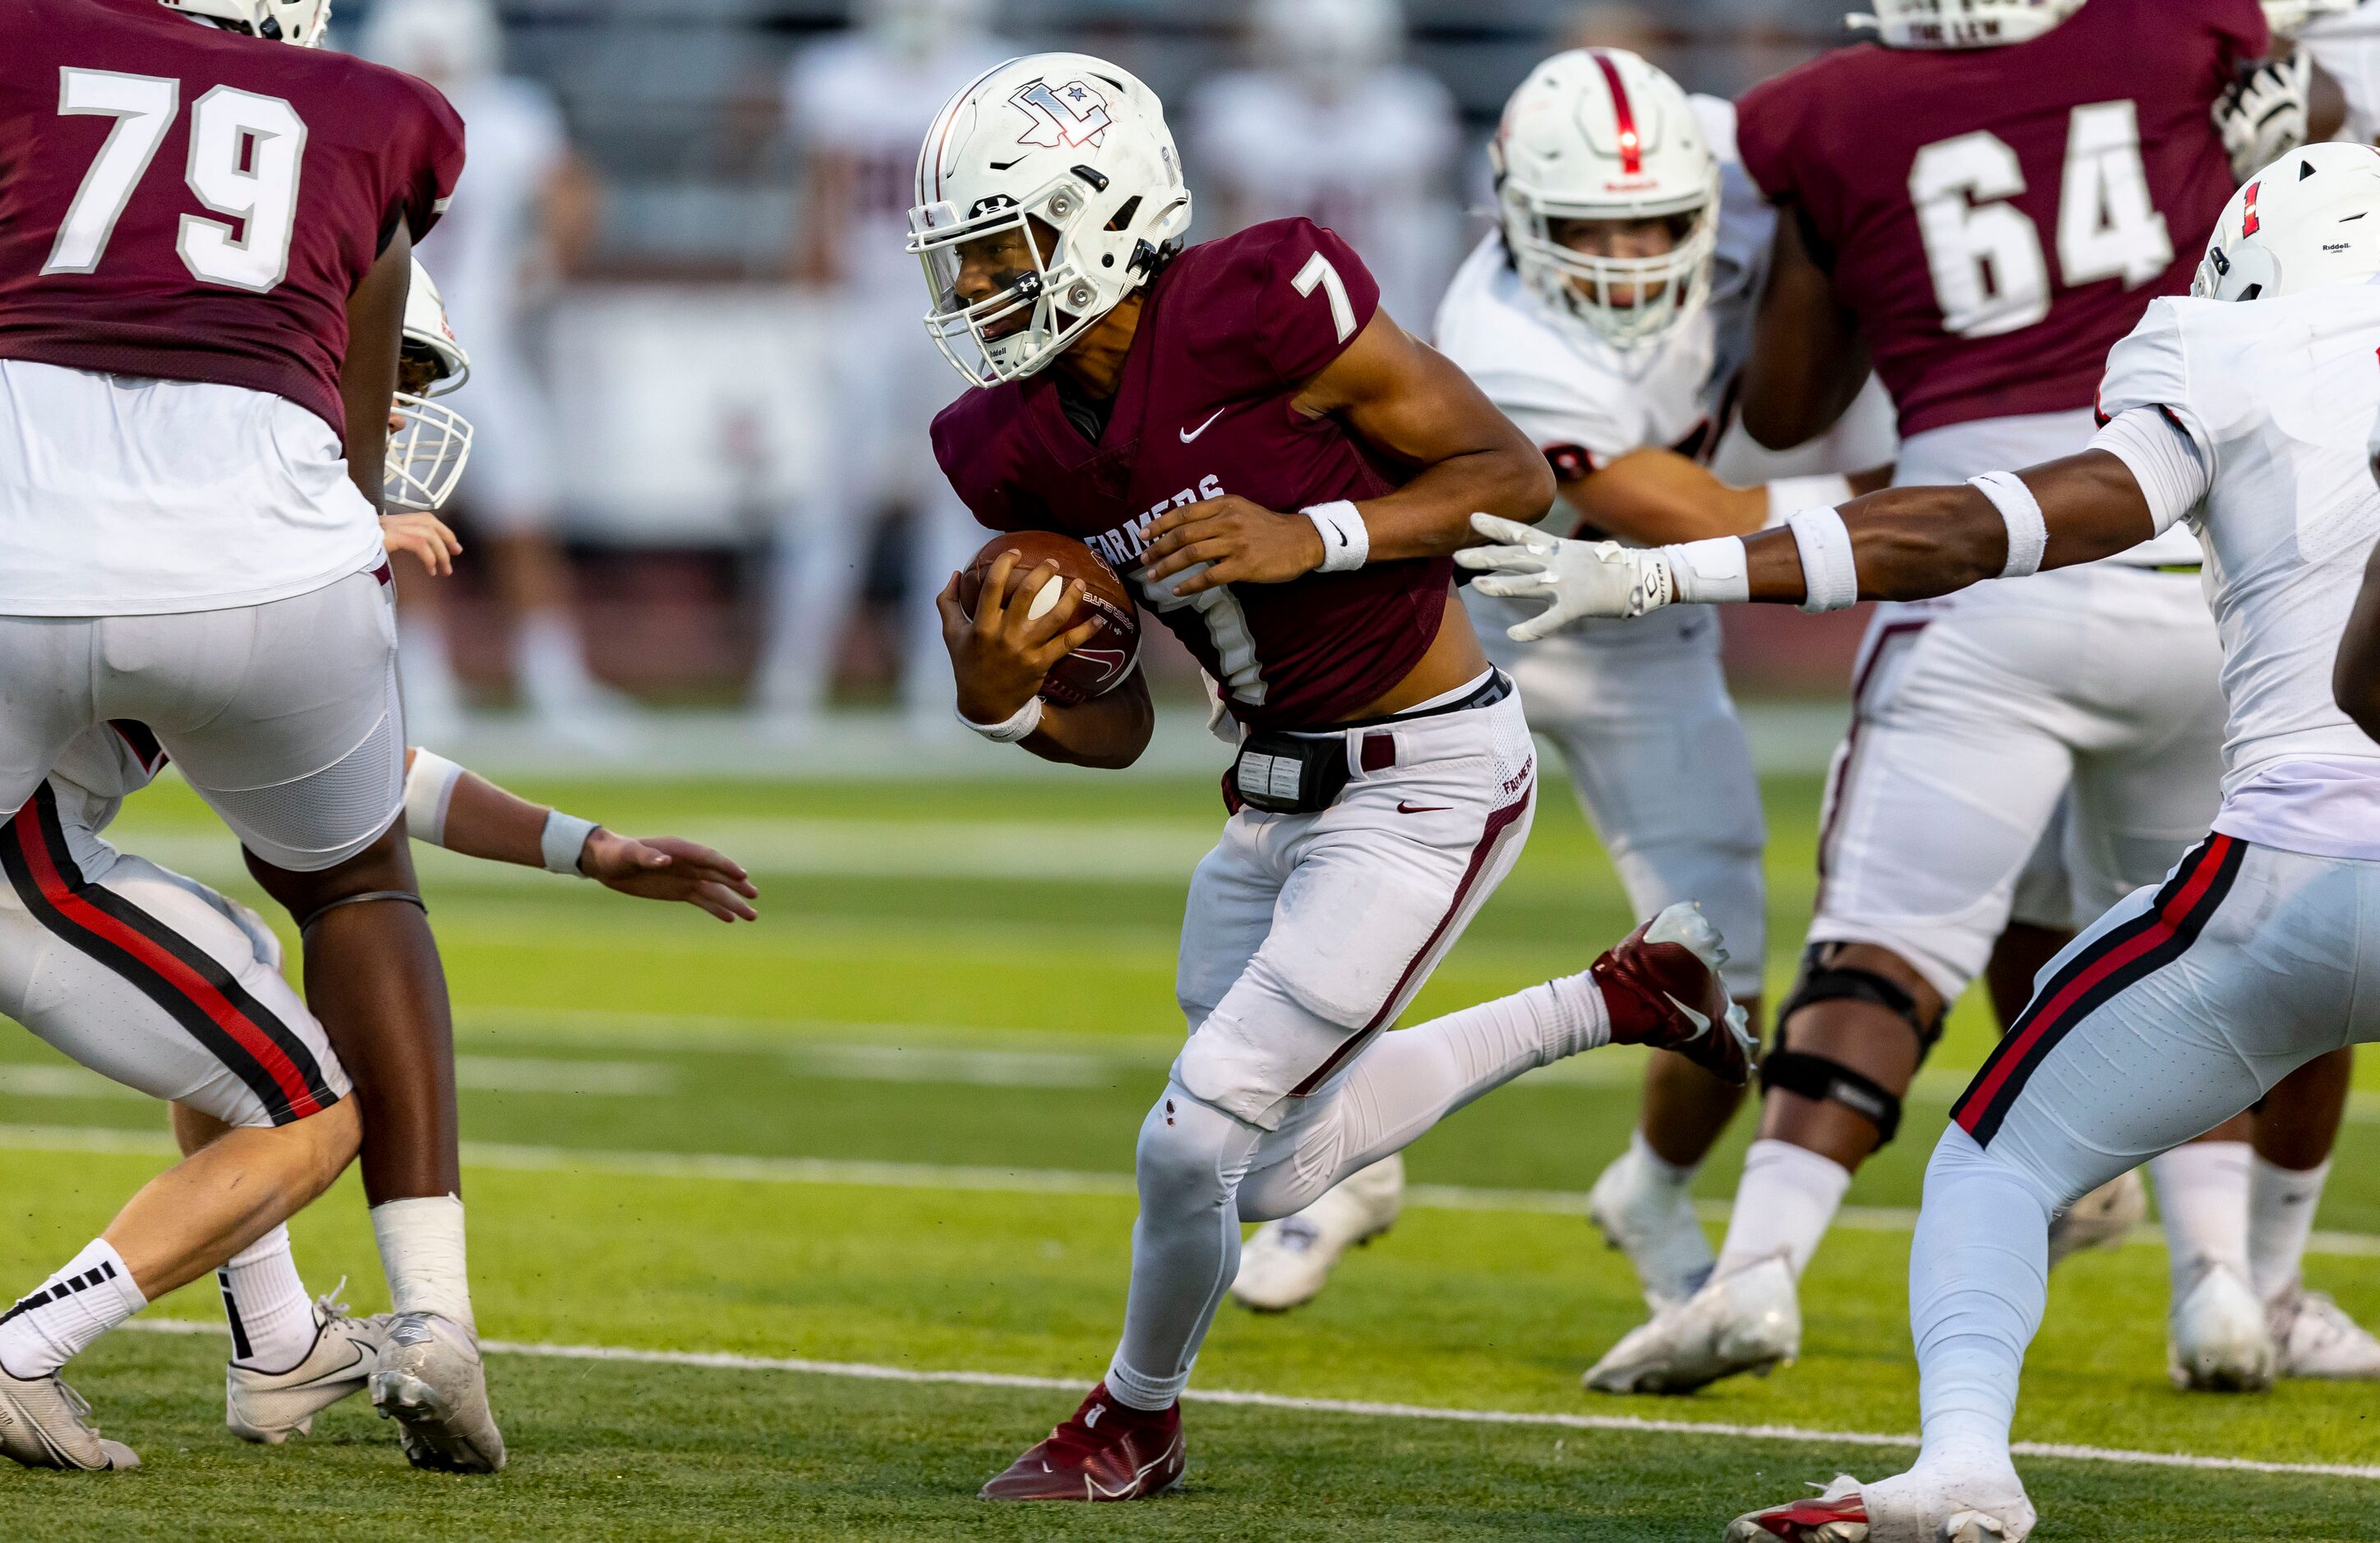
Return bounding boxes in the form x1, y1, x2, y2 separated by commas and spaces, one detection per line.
1591, 51, 1643, 176
2243, 181, 2262, 237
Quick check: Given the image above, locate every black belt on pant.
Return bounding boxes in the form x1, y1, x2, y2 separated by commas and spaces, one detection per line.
1223, 671, 1511, 817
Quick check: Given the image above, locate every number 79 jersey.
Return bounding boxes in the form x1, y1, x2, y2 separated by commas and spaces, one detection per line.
0, 0, 465, 440
1734, 0, 2263, 440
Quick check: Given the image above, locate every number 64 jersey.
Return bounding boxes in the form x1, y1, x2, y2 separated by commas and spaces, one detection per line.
1734, 0, 2262, 444
0, 0, 463, 615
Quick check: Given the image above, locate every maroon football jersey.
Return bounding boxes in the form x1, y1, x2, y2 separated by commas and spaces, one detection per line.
1735, 0, 2263, 438
933, 218, 1452, 730
0, 0, 465, 438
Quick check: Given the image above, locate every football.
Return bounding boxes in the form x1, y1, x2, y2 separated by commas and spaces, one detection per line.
957, 529, 1142, 705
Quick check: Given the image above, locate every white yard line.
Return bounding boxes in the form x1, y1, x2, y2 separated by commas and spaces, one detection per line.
115, 1317, 2380, 1482
7, 1122, 2376, 1259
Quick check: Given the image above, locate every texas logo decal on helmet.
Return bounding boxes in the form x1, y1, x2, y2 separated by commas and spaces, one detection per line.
1011, 79, 1113, 150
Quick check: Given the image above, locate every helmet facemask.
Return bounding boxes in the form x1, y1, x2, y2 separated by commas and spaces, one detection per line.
1501, 168, 1721, 351
388, 345, 473, 513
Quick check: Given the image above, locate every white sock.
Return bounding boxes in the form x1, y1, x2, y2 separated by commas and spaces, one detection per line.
1630, 1127, 1700, 1189
2248, 1154, 2329, 1305
218, 1224, 317, 1373
0, 1239, 147, 1379
1909, 1126, 2046, 1485
517, 610, 606, 712
1715, 1138, 1854, 1281
2148, 1140, 2252, 1300
371, 1196, 476, 1331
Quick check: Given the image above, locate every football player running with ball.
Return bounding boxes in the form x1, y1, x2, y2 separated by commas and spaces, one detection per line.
1465, 136, 2380, 1543
910, 53, 1757, 1501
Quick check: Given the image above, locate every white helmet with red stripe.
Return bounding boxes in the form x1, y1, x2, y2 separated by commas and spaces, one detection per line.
2193, 142, 2380, 303
1850, 0, 2083, 48
1492, 48, 1718, 350
907, 53, 1192, 388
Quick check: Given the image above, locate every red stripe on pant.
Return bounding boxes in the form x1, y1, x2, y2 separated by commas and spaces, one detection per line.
1286, 786, 1534, 1100
1954, 833, 2237, 1139
7, 801, 325, 1121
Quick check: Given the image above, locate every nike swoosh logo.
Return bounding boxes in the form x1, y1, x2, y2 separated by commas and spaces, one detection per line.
1178, 408, 1226, 443
1662, 992, 1712, 1035
1395, 802, 1449, 814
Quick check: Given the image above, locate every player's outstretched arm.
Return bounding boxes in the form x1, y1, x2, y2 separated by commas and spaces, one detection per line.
401, 749, 759, 922
340, 226, 413, 514
935, 550, 1153, 771
1140, 312, 1554, 596
2334, 538, 2380, 742
1739, 203, 1871, 452
1459, 450, 2159, 642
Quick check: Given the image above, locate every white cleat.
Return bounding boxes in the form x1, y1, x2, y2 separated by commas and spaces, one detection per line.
1229, 1154, 1404, 1314
1586, 1252, 1798, 1394
2168, 1263, 2277, 1392
227, 1297, 387, 1445
1587, 1147, 1715, 1310
370, 1311, 506, 1473
0, 1365, 138, 1471
2045, 1168, 2147, 1270
2270, 1289, 2380, 1380
1726, 1468, 2035, 1543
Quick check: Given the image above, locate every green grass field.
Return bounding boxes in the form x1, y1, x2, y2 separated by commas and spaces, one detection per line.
1, 765, 2375, 1540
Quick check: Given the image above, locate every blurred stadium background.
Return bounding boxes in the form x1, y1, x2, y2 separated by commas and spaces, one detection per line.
332, 0, 1869, 771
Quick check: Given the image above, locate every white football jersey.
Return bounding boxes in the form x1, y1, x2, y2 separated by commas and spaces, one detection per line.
2304, 5, 2380, 148
786, 32, 1014, 301
2096, 283, 2380, 859
1188, 65, 1460, 327
415, 75, 569, 344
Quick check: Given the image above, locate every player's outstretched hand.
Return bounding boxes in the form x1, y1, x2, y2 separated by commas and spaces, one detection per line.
1142, 495, 1327, 596
579, 831, 759, 923
936, 550, 1103, 723
382, 512, 462, 578
1455, 513, 1673, 641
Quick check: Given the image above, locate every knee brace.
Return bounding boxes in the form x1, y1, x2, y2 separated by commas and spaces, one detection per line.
1760, 1049, 1907, 1145
1778, 944, 1945, 1051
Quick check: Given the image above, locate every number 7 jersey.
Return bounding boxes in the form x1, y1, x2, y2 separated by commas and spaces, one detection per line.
1733, 0, 2263, 439
0, 0, 465, 440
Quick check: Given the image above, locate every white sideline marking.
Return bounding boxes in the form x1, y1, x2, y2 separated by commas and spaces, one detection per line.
7, 1122, 2378, 1259
116, 1317, 2380, 1482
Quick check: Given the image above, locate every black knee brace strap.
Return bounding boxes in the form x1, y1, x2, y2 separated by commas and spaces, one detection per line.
1778, 945, 1946, 1052
1760, 1049, 1905, 1145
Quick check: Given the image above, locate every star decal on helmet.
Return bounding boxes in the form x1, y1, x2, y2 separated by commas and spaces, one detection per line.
1010, 78, 1114, 150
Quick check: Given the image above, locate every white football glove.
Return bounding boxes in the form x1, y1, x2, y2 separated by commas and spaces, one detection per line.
2216, 54, 2313, 182
1455, 514, 1675, 643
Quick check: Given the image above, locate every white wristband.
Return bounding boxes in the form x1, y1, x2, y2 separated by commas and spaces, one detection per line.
1303, 500, 1370, 573
540, 810, 597, 876
402, 748, 464, 849
1764, 473, 1854, 530
1968, 470, 2047, 578
957, 695, 1045, 743
1658, 537, 1750, 604
1787, 508, 1860, 613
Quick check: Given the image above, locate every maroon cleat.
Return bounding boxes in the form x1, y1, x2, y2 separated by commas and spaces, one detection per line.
980, 1383, 1186, 1502
1590, 902, 1754, 1085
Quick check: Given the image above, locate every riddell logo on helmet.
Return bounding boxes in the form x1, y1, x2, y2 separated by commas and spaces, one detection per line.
1010, 80, 1114, 150
1603, 176, 1658, 193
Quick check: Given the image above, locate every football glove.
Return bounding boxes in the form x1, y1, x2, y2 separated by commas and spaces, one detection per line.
1456, 514, 1675, 642
2216, 54, 2313, 183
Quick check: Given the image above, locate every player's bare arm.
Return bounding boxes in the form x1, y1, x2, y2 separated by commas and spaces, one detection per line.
934, 549, 1150, 770
1738, 202, 1871, 451
339, 225, 413, 514
1141, 311, 1554, 595
399, 749, 760, 922
2334, 537, 2380, 740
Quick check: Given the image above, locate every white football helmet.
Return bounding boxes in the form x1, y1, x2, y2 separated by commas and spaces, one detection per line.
1252, 0, 1401, 94
357, 0, 503, 87
1849, 0, 2084, 48
2193, 142, 2380, 302
1492, 48, 1719, 350
390, 259, 473, 513
2266, 0, 2357, 38
157, 0, 330, 46
908, 53, 1192, 388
